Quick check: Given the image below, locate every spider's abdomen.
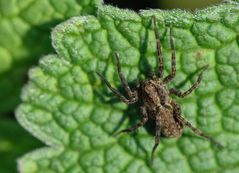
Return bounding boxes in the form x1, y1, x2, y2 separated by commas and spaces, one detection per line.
157, 107, 183, 138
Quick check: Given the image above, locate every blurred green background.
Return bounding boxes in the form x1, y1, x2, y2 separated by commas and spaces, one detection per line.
104, 0, 222, 11
0, 0, 223, 172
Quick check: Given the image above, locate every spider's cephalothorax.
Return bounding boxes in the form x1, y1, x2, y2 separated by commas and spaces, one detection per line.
97, 16, 223, 163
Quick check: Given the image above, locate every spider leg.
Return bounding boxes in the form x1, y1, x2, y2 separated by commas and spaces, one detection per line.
163, 28, 176, 83
151, 117, 161, 164
153, 16, 164, 78
114, 106, 148, 136
171, 101, 224, 148
114, 53, 138, 99
96, 72, 137, 104
169, 65, 209, 98
175, 114, 224, 149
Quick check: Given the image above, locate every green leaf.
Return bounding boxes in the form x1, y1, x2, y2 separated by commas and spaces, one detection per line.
0, 0, 103, 114
17, 3, 239, 173
0, 119, 42, 173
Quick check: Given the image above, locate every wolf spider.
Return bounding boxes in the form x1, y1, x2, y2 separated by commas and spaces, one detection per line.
97, 16, 223, 163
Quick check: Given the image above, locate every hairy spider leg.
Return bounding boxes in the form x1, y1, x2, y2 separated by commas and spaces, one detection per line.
114, 53, 137, 98
114, 106, 148, 136
176, 114, 224, 149
171, 101, 224, 148
153, 16, 164, 78
163, 28, 176, 83
169, 65, 209, 98
151, 117, 161, 164
96, 72, 137, 104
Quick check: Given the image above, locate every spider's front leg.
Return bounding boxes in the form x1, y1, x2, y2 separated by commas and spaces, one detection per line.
153, 17, 176, 82
163, 28, 176, 83
153, 16, 164, 78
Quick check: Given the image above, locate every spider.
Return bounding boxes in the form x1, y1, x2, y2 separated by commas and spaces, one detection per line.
97, 16, 223, 163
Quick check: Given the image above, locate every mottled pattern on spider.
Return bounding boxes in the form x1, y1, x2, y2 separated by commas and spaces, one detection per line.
97, 16, 223, 163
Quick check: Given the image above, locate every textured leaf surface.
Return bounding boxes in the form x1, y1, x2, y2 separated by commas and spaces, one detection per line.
17, 3, 239, 173
0, 0, 102, 113
0, 119, 42, 173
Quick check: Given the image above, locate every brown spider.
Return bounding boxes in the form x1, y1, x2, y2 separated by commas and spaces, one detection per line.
97, 16, 223, 163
